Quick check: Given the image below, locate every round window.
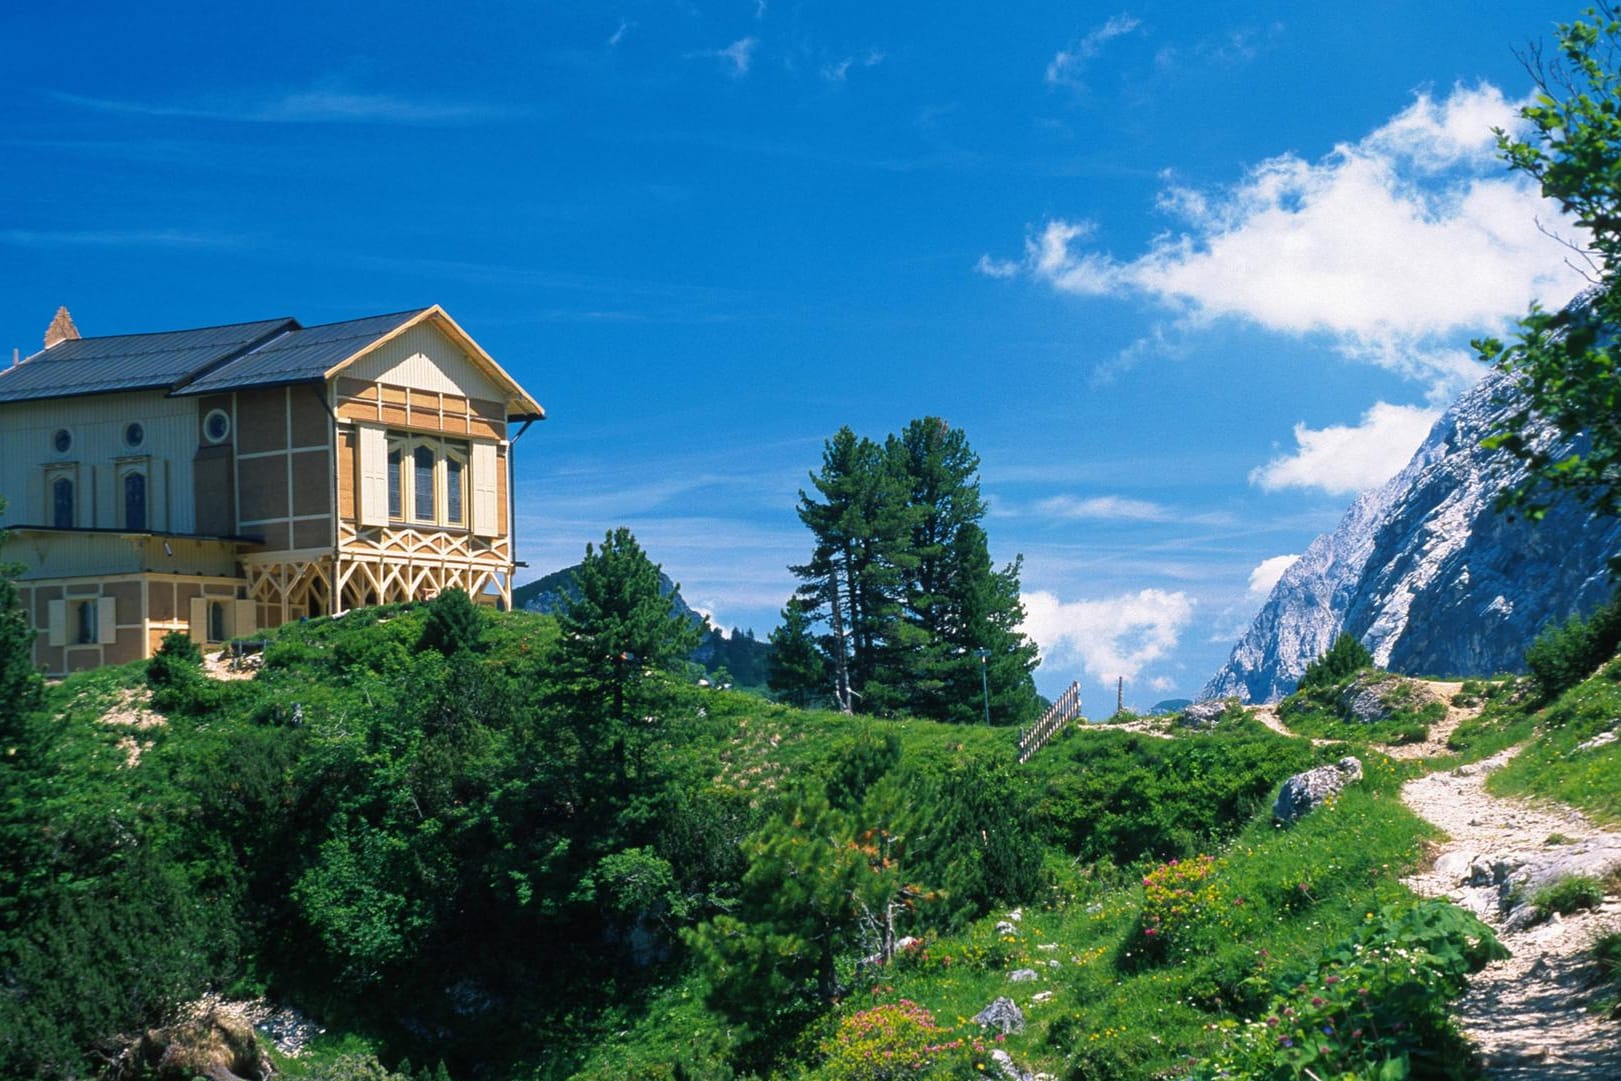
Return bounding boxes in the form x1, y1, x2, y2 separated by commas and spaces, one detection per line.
204, 409, 231, 443
52, 428, 72, 454
124, 421, 145, 448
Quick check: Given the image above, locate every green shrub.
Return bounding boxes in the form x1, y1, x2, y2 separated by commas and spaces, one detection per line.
1525, 594, 1621, 700
1534, 874, 1606, 915
818, 1000, 973, 1080
1296, 633, 1373, 693
146, 629, 202, 686
1192, 901, 1505, 1081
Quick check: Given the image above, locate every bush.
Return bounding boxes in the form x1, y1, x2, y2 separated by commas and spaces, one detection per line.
1296, 633, 1373, 692
418, 588, 485, 655
1534, 874, 1606, 916
1525, 594, 1621, 700
818, 1001, 972, 1080
146, 630, 202, 685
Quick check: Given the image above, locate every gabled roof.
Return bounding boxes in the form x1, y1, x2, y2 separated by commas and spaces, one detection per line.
0, 317, 294, 402
177, 309, 428, 396
0, 306, 545, 419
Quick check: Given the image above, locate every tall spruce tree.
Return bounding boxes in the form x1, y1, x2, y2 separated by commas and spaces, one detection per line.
554, 528, 699, 787
767, 596, 828, 706
791, 428, 911, 712
787, 420, 1040, 723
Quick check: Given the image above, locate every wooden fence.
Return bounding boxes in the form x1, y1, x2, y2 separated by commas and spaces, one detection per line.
1017, 681, 1081, 764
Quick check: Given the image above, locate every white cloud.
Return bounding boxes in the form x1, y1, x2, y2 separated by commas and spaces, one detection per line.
720, 37, 758, 75
1046, 14, 1142, 88
1250, 401, 1440, 495
1006, 83, 1587, 391
608, 19, 632, 47
1148, 675, 1176, 694
1022, 587, 1193, 683
49, 87, 506, 125
975, 253, 1020, 279
822, 50, 885, 83
1247, 553, 1301, 597
1035, 494, 1171, 521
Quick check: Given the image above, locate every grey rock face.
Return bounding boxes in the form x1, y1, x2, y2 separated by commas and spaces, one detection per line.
1336, 672, 1439, 725
1206, 370, 1621, 703
1178, 699, 1233, 729
1274, 757, 1363, 825
972, 996, 1026, 1034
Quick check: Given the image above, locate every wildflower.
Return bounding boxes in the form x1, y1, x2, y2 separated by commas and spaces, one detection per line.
1311, 996, 1324, 1007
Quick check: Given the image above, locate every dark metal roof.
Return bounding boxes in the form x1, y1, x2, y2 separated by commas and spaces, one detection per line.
0, 317, 295, 403
177, 309, 430, 396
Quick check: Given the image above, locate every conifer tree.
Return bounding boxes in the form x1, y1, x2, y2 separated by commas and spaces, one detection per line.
767, 596, 827, 706
787, 420, 1040, 723
554, 528, 699, 786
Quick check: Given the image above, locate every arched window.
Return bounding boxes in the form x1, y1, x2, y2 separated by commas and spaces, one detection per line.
52, 477, 74, 528
209, 601, 227, 643
123, 471, 147, 532
413, 445, 436, 521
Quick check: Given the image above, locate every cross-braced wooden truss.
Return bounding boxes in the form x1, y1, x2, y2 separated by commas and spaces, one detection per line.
243, 523, 514, 623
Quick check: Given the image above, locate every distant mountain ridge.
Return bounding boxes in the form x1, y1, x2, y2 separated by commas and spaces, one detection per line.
1205, 369, 1621, 703
514, 563, 772, 686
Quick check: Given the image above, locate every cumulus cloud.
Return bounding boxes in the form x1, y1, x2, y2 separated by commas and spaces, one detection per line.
1247, 553, 1301, 597
1148, 675, 1177, 694
1003, 83, 1587, 390
1250, 401, 1440, 495
1046, 14, 1142, 88
1022, 587, 1193, 683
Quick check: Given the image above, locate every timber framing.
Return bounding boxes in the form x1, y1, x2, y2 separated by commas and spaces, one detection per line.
0, 304, 543, 675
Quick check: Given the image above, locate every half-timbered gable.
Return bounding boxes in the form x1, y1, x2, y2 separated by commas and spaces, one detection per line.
0, 305, 542, 674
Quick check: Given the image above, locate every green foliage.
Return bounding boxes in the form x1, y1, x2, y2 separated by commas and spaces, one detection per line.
418, 588, 485, 655
1031, 721, 1319, 864
1592, 930, 1621, 1014
791, 419, 1040, 724
817, 1000, 975, 1080
1486, 658, 1621, 822
1281, 668, 1445, 748
1193, 901, 1506, 1081
1524, 592, 1621, 699
1533, 874, 1606, 915
1477, 6, 1621, 534
768, 595, 829, 706
1297, 633, 1373, 693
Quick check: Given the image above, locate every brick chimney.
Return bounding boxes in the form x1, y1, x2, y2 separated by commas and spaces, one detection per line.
44, 306, 80, 349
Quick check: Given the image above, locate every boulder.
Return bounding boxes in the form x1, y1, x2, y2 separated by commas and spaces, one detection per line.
1177, 699, 1232, 729
991, 1048, 1034, 1081
1008, 968, 1039, 982
1337, 673, 1438, 725
1274, 757, 1363, 825
972, 996, 1026, 1034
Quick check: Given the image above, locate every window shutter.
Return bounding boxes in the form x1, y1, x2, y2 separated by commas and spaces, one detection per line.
189, 597, 209, 644
97, 599, 117, 644
232, 599, 258, 637
48, 600, 67, 647
358, 426, 388, 527
471, 441, 499, 538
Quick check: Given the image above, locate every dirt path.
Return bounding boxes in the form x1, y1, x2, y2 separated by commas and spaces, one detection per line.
1256, 682, 1621, 1076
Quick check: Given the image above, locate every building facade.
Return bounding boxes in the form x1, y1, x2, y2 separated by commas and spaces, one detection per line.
0, 306, 543, 675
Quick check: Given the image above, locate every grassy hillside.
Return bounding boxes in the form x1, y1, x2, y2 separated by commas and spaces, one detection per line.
0, 603, 1519, 1081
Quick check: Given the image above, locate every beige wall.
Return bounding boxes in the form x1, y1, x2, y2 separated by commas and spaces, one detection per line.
15, 571, 243, 676
0, 390, 195, 534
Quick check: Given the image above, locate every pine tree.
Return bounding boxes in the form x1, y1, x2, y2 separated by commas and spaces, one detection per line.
767, 596, 828, 706
554, 528, 699, 786
792, 428, 911, 712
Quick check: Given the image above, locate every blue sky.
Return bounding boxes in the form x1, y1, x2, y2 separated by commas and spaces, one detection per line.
0, 2, 1592, 711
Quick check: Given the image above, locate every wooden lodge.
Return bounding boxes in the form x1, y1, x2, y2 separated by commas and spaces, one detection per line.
0, 305, 544, 675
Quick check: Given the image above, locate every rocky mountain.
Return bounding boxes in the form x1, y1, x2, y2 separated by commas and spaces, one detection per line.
1205, 369, 1621, 703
